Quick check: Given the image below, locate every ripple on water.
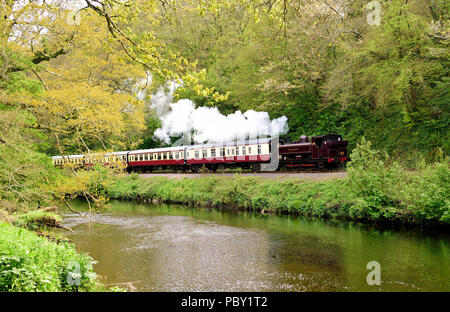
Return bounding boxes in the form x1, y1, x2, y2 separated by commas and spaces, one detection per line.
63, 203, 450, 292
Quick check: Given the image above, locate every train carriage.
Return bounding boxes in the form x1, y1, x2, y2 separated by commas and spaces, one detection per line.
128, 146, 185, 172
186, 138, 272, 171
52, 154, 84, 168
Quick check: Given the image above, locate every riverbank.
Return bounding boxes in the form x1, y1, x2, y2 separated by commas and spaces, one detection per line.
0, 221, 103, 291
106, 157, 449, 228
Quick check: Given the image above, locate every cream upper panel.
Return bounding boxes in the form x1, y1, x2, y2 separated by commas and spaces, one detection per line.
186, 143, 270, 159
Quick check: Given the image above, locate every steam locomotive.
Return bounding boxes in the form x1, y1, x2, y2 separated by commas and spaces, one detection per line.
52, 134, 348, 172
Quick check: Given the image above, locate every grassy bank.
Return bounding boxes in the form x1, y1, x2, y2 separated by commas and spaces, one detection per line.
106, 141, 449, 227
0, 221, 102, 292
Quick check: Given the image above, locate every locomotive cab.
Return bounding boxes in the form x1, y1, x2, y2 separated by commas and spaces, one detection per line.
315, 134, 348, 168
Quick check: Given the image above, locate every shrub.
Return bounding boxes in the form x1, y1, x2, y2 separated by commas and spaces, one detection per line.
0, 222, 100, 292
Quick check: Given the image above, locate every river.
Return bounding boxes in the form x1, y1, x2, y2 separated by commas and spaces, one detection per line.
62, 200, 449, 291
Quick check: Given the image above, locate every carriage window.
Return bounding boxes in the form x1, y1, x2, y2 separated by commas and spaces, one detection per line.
248, 147, 252, 154
220, 148, 225, 157
236, 147, 240, 156
169, 152, 173, 160
195, 150, 199, 158
163, 153, 167, 160
202, 150, 207, 158
158, 153, 162, 160
242, 147, 246, 156
211, 148, 216, 157
257, 145, 261, 154
227, 149, 230, 155
314, 138, 323, 148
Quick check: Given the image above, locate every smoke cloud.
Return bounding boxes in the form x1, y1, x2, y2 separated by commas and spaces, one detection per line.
148, 82, 289, 144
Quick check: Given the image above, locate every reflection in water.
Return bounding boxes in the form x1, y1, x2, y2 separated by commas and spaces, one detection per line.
62, 201, 450, 292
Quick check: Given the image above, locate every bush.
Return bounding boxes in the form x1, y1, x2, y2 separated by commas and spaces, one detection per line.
0, 222, 100, 292
347, 138, 449, 224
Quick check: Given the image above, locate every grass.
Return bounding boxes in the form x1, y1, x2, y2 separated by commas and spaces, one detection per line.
13, 211, 62, 231
105, 172, 448, 226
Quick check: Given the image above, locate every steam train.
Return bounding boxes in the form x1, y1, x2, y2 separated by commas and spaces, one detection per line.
52, 134, 348, 172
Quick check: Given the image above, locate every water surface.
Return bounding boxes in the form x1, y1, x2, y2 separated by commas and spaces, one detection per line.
63, 201, 449, 291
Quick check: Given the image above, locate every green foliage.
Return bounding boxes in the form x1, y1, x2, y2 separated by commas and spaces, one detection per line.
347, 139, 449, 223
106, 163, 448, 227
0, 222, 100, 292
13, 211, 62, 231
50, 164, 124, 213
0, 104, 60, 216
141, 0, 449, 163
347, 138, 407, 220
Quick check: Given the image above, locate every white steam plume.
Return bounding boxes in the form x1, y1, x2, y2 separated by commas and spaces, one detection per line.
148, 82, 289, 144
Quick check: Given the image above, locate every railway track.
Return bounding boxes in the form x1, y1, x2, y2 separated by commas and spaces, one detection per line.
137, 170, 347, 181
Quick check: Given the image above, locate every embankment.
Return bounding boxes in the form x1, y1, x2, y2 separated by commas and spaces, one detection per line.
106, 165, 449, 228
